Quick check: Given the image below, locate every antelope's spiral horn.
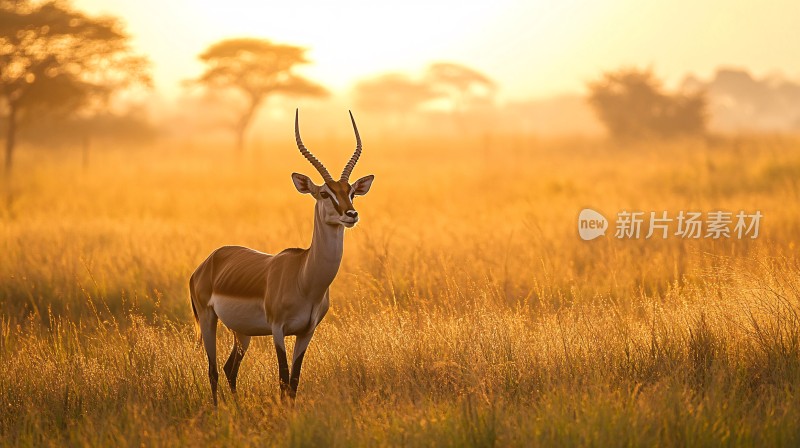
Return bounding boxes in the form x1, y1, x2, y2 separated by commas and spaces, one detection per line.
340, 110, 362, 182
295, 109, 333, 183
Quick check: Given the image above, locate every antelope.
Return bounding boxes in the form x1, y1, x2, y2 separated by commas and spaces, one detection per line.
189, 110, 374, 404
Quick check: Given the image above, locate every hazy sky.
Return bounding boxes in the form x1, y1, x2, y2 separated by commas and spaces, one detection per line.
74, 0, 800, 101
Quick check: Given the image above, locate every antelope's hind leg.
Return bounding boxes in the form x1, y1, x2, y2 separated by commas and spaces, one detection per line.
199, 311, 219, 406
223, 331, 252, 393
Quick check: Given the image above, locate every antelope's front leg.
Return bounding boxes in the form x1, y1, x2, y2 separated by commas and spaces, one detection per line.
289, 331, 315, 399
272, 329, 290, 399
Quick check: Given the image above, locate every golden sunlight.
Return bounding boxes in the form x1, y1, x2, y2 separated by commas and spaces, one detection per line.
73, 0, 800, 100
73, 0, 514, 96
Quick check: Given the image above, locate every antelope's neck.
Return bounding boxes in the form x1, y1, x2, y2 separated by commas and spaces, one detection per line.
299, 202, 344, 298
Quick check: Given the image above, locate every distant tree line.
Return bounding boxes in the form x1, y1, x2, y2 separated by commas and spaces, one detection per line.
684, 68, 800, 132
8, 0, 793, 177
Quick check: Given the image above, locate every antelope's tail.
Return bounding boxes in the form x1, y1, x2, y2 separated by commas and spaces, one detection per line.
189, 276, 201, 346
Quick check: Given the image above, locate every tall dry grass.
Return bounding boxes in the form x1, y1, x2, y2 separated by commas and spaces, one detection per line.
1, 134, 799, 446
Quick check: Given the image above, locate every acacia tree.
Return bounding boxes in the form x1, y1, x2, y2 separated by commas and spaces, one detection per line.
353, 73, 440, 127
354, 64, 495, 133
192, 38, 327, 153
588, 68, 706, 140
425, 62, 496, 131
0, 0, 149, 174
425, 62, 495, 112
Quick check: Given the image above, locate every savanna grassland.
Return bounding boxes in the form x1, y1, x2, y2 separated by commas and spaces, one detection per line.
1, 133, 799, 446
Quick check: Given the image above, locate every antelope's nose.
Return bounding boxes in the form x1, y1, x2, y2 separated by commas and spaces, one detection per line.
345, 210, 358, 219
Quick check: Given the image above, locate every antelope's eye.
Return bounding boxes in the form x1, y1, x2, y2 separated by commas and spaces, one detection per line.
320, 192, 330, 199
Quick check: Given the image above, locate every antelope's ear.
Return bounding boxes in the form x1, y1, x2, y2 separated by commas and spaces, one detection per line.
291, 173, 317, 194
352, 175, 374, 196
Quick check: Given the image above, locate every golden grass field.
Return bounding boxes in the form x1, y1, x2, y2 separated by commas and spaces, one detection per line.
1, 133, 799, 446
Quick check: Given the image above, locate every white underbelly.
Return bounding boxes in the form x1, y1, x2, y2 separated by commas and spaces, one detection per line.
209, 294, 272, 336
